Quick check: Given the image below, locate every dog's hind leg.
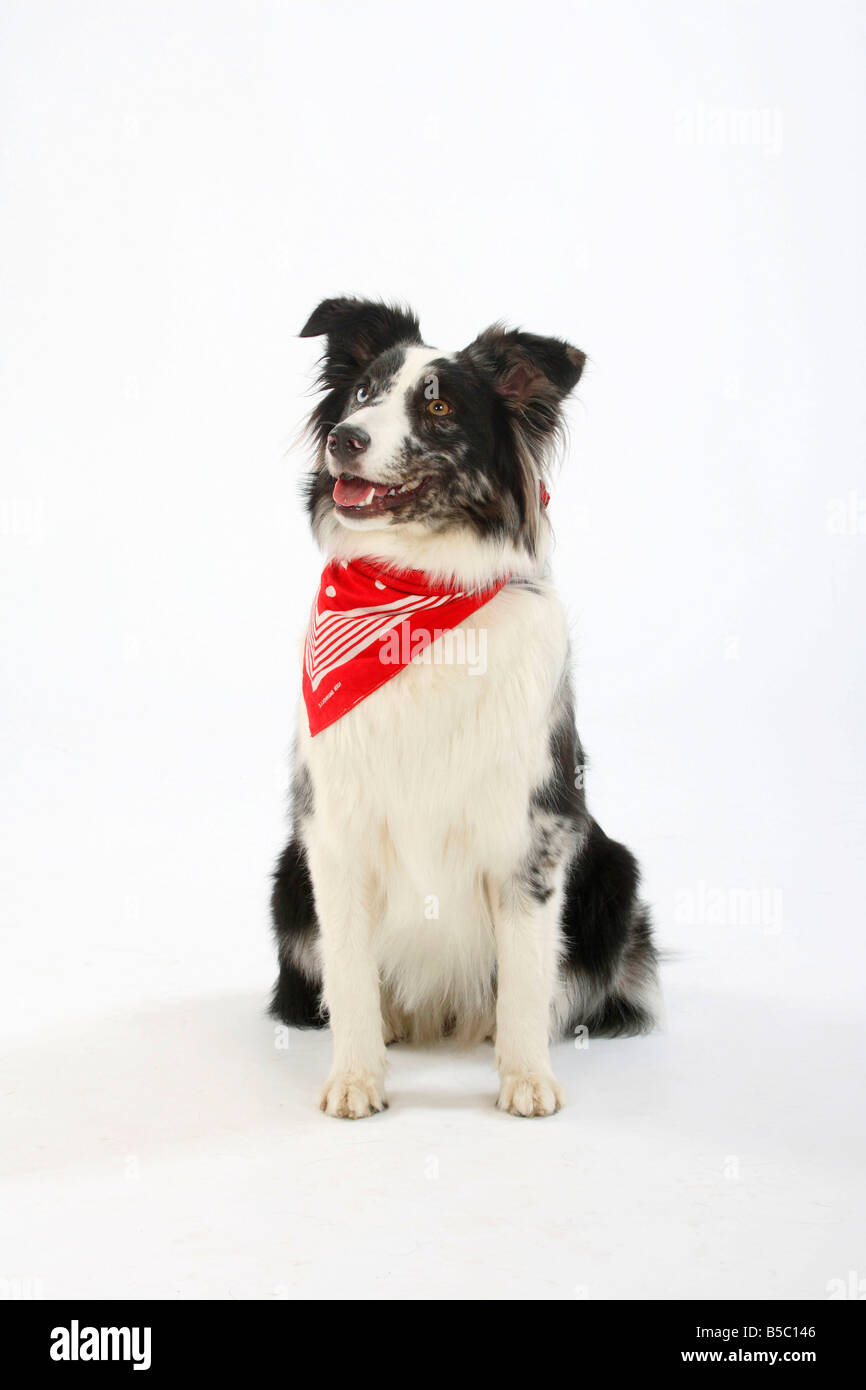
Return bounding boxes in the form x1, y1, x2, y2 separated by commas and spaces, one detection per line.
554, 819, 660, 1041
269, 837, 326, 1029
380, 988, 410, 1046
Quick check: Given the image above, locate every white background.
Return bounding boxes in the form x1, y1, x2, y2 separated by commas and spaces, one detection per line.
2, 0, 865, 1300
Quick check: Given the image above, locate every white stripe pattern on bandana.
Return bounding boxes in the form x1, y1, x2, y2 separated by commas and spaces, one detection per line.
305, 591, 458, 692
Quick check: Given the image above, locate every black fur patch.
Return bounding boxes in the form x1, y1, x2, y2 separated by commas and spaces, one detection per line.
269, 837, 325, 1029
531, 674, 588, 823
300, 298, 421, 451
580, 907, 658, 1037
558, 822, 658, 1036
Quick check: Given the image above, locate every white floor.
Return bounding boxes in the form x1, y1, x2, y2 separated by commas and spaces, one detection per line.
3, 942, 863, 1300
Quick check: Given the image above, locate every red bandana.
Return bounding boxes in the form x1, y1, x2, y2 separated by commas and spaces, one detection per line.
302, 557, 507, 735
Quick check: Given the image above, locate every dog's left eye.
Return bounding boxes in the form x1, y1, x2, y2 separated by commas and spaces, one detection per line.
355, 385, 370, 403
426, 399, 452, 416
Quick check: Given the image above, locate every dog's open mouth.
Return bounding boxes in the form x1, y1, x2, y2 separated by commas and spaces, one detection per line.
332, 474, 431, 513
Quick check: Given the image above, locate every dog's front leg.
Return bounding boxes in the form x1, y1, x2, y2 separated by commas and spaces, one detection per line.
493, 881, 564, 1118
307, 841, 387, 1119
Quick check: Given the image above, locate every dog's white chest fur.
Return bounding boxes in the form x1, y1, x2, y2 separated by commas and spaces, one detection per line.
299, 582, 568, 1035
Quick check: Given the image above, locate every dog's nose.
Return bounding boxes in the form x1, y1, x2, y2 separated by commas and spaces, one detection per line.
327, 425, 370, 460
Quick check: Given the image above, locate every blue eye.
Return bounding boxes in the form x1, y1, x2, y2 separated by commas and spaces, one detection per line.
356, 385, 370, 403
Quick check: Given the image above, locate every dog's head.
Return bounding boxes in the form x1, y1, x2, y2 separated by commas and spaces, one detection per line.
300, 297, 585, 580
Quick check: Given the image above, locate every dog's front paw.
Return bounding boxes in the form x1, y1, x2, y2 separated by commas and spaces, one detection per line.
497, 1071, 564, 1118
319, 1070, 387, 1119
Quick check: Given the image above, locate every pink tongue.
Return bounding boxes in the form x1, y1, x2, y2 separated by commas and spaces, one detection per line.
333, 477, 390, 507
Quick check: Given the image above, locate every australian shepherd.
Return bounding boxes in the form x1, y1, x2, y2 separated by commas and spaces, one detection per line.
271, 297, 659, 1118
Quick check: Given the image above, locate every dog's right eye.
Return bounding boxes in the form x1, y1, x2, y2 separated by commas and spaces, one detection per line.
355, 385, 370, 403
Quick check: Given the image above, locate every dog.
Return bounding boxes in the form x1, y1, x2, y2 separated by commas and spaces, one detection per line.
271, 298, 659, 1118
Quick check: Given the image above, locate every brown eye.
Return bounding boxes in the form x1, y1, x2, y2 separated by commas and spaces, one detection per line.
426, 399, 452, 416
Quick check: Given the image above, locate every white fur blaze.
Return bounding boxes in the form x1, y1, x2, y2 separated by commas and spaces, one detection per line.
301, 582, 571, 1113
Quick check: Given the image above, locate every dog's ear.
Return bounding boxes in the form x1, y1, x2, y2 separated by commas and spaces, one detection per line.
465, 325, 586, 550
466, 324, 585, 447
300, 297, 422, 388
